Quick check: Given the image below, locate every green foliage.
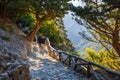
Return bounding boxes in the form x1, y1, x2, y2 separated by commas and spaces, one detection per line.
0, 35, 10, 41
0, 0, 73, 50
70, 0, 120, 56
0, 0, 72, 42
0, 0, 71, 20
19, 15, 36, 28
84, 48, 120, 71
0, 0, 30, 18
39, 20, 62, 44
38, 20, 74, 51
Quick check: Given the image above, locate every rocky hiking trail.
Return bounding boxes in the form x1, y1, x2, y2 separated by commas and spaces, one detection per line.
27, 45, 89, 80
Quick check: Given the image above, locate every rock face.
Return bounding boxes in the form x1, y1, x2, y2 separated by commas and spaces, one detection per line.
0, 18, 31, 80
0, 19, 31, 60
0, 45, 30, 80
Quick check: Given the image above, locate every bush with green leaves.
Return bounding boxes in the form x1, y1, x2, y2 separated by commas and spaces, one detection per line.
84, 48, 120, 71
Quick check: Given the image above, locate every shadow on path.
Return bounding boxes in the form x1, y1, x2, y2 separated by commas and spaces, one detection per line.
27, 48, 80, 80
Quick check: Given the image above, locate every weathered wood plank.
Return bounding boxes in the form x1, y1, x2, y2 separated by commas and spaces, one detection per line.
90, 61, 120, 76
89, 65, 100, 80
75, 63, 89, 65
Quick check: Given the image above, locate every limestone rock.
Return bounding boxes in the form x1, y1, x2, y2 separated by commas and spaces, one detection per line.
0, 19, 31, 80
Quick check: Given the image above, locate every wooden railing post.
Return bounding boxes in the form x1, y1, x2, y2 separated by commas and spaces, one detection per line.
74, 58, 78, 70
56, 50, 120, 80
68, 55, 71, 66
87, 64, 91, 77
59, 52, 62, 62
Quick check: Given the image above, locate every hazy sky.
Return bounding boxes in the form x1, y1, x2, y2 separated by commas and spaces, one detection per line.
71, 0, 85, 7
62, 0, 87, 46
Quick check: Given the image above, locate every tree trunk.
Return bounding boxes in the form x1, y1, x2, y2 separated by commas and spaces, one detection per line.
112, 23, 120, 57
3, 5, 7, 19
113, 45, 120, 57
1, 0, 7, 19
112, 36, 120, 57
26, 21, 42, 42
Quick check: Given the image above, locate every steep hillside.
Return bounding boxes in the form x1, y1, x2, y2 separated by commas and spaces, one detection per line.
63, 14, 103, 55
0, 18, 31, 79
75, 40, 104, 56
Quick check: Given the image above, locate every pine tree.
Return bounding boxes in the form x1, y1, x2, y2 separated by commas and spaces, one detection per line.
26, 0, 71, 42
0, 0, 71, 42
70, 0, 120, 57
55, 18, 74, 51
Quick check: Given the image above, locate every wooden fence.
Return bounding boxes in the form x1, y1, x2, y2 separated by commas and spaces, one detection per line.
49, 50, 120, 80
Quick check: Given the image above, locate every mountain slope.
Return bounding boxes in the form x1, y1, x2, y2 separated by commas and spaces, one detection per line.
63, 14, 103, 55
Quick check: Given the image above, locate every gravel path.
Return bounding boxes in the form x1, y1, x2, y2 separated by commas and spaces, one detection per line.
27, 46, 81, 80
27, 45, 119, 80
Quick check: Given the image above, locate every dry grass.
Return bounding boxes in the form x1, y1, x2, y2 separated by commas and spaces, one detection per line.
0, 18, 17, 32
0, 35, 10, 41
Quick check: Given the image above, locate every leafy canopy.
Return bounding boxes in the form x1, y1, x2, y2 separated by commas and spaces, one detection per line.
70, 0, 120, 56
